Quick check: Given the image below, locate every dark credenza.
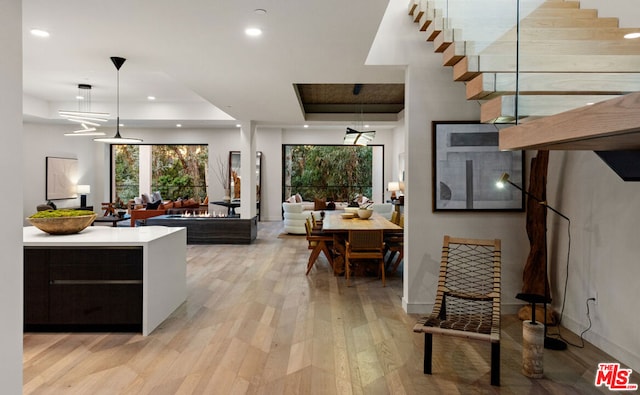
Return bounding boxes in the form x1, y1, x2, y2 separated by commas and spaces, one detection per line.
24, 247, 143, 332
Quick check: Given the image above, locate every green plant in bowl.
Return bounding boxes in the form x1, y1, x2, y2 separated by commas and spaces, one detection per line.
28, 209, 97, 235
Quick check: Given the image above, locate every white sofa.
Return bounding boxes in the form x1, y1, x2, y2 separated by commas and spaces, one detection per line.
282, 202, 311, 234
370, 203, 394, 220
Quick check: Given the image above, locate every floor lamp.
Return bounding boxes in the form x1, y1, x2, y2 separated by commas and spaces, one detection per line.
497, 172, 568, 350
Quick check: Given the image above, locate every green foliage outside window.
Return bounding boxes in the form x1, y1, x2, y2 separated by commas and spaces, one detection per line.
114, 145, 139, 201
113, 145, 208, 202
284, 145, 372, 202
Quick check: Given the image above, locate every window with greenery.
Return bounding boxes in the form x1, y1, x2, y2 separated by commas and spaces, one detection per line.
113, 144, 208, 203
283, 145, 378, 202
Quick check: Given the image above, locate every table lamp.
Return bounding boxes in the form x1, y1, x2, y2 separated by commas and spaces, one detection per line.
77, 184, 90, 208
388, 181, 400, 200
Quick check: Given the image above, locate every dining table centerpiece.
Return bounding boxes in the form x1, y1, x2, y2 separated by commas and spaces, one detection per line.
357, 201, 374, 219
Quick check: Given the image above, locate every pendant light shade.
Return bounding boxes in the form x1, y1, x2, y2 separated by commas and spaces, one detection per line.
94, 56, 143, 143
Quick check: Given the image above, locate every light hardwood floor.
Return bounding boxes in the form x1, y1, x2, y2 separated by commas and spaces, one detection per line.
24, 222, 636, 394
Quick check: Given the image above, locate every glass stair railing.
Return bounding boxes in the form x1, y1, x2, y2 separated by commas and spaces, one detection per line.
408, 0, 640, 154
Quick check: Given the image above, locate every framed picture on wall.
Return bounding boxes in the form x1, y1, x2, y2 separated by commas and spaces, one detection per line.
432, 121, 524, 211
46, 156, 78, 200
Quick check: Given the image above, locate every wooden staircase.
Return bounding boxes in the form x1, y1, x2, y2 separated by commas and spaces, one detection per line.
408, 0, 640, 151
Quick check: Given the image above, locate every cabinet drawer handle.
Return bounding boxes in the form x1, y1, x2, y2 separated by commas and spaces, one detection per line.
49, 280, 142, 285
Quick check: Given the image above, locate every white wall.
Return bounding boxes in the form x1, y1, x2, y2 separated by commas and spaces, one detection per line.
580, 0, 640, 28
547, 151, 640, 371
22, 124, 100, 220
1, 0, 24, 392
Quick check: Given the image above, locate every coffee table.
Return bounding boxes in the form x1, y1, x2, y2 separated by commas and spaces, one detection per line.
93, 215, 130, 227
212, 201, 241, 216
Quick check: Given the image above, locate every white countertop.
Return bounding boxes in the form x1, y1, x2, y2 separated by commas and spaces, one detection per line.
24, 225, 186, 246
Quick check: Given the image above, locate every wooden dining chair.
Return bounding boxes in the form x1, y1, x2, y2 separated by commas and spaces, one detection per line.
390, 211, 399, 225
345, 229, 385, 287
311, 214, 323, 230
304, 218, 334, 275
384, 215, 404, 273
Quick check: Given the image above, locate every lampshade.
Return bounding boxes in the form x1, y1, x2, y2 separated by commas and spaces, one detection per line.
94, 57, 143, 144
388, 181, 400, 192
76, 185, 91, 194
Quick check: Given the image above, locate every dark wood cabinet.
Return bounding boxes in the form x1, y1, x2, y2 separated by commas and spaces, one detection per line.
24, 247, 143, 331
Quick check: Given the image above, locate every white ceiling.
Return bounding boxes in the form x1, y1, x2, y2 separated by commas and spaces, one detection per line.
23, 0, 405, 130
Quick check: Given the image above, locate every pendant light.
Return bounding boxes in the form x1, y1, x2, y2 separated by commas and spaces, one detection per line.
61, 84, 107, 136
94, 57, 143, 143
343, 84, 375, 145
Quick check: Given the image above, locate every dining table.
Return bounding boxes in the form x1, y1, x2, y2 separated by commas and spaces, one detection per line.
322, 211, 402, 232
321, 211, 402, 274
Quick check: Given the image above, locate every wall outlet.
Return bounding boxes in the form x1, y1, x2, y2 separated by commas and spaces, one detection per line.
589, 291, 598, 305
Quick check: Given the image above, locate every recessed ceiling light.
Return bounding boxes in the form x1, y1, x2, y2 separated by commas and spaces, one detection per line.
76, 95, 84, 100
624, 32, 640, 39
176, 124, 182, 128
245, 27, 262, 37
586, 102, 595, 106
364, 124, 370, 128
254, 8, 267, 15
147, 96, 156, 101
119, 123, 124, 127
236, 124, 242, 128
303, 124, 309, 128
30, 29, 50, 38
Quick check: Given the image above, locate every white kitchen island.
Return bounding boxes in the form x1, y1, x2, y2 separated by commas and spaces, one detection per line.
24, 225, 187, 336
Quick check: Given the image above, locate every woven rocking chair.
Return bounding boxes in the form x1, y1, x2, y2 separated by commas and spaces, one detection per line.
413, 236, 502, 386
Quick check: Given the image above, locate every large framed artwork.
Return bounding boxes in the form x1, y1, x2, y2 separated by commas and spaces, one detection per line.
432, 121, 524, 211
46, 156, 78, 200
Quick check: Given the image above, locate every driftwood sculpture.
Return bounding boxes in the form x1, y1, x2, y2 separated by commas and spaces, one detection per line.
518, 150, 557, 325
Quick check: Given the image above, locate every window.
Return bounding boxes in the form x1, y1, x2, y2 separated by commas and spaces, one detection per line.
112, 144, 208, 203
282, 144, 384, 202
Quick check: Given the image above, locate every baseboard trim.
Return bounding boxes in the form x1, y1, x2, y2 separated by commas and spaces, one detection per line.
561, 314, 640, 372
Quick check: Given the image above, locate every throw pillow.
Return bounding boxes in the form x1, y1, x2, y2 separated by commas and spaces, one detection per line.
146, 200, 161, 210
326, 201, 336, 210
141, 193, 151, 204
295, 193, 302, 203
287, 196, 296, 203
314, 198, 327, 211
151, 191, 162, 202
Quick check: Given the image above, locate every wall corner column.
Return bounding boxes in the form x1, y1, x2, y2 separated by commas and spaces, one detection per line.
239, 121, 257, 219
